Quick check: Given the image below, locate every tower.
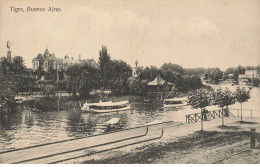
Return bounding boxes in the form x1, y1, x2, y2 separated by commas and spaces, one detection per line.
132, 59, 138, 78
7, 41, 12, 62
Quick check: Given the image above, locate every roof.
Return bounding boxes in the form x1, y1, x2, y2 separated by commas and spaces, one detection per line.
82, 59, 99, 69
44, 48, 49, 55
147, 76, 173, 86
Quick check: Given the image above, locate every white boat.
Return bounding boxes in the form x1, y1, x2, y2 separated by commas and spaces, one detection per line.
163, 97, 188, 108
81, 100, 130, 113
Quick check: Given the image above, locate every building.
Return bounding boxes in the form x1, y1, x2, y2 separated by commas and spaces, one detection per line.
225, 73, 235, 83
238, 74, 248, 84
63, 55, 98, 70
245, 70, 260, 80
32, 48, 63, 72
32, 48, 98, 72
147, 75, 174, 93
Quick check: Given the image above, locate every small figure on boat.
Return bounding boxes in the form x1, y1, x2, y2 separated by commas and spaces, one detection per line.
107, 123, 111, 132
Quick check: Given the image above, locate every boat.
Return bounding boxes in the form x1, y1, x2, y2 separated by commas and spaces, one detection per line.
163, 97, 188, 108
145, 120, 163, 126
95, 118, 121, 132
81, 100, 130, 113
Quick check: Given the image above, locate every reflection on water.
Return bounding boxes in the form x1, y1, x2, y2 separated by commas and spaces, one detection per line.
0, 84, 259, 151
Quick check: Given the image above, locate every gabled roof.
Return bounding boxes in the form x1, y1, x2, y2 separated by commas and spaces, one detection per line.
82, 59, 98, 69
147, 76, 173, 86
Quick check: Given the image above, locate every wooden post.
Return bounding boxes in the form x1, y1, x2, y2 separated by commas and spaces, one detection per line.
251, 110, 253, 119
240, 103, 243, 122
250, 128, 256, 148
201, 109, 203, 131
221, 109, 224, 126
237, 109, 239, 118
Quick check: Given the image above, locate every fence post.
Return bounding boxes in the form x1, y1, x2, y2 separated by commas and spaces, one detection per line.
237, 109, 239, 118
221, 109, 224, 126
251, 110, 253, 119
250, 128, 256, 148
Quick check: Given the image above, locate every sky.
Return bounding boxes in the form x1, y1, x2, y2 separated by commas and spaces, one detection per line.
0, 0, 259, 70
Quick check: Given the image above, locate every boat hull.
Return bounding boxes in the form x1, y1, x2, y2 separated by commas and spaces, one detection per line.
163, 103, 187, 108
82, 105, 130, 113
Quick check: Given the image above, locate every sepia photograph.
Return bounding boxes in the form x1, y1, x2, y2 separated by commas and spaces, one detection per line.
0, 0, 260, 164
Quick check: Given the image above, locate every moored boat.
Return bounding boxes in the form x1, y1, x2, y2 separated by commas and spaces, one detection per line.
81, 100, 130, 113
163, 97, 188, 108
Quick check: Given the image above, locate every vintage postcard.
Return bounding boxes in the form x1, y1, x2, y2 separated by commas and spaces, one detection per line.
0, 0, 260, 164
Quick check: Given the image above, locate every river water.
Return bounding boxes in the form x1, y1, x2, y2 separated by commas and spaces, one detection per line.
0, 83, 259, 151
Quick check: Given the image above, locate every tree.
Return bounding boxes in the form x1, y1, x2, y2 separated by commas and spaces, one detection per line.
43, 85, 57, 97
187, 89, 212, 131
0, 61, 17, 112
213, 88, 236, 125
184, 68, 205, 76
109, 60, 132, 95
204, 68, 223, 84
65, 63, 101, 98
252, 78, 260, 87
45, 67, 57, 81
235, 87, 250, 122
34, 67, 45, 80
161, 63, 184, 75
129, 78, 148, 96
138, 66, 161, 81
99, 46, 111, 88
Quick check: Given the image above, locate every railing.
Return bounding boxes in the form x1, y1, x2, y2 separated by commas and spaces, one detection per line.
185, 110, 235, 124
229, 108, 260, 119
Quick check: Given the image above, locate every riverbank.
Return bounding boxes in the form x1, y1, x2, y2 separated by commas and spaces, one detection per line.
21, 95, 146, 112
83, 117, 260, 164
19, 83, 212, 112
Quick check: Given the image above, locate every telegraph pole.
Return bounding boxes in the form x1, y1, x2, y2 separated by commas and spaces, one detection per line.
57, 61, 60, 111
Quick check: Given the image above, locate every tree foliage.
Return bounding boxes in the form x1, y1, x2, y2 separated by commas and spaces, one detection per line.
213, 88, 236, 110
99, 46, 111, 88
43, 85, 56, 97
0, 56, 35, 112
66, 63, 101, 98
204, 68, 223, 84
109, 60, 132, 95
234, 87, 250, 122
187, 89, 212, 109
184, 68, 205, 76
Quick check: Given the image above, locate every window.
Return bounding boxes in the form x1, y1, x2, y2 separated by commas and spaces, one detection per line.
53, 61, 57, 69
